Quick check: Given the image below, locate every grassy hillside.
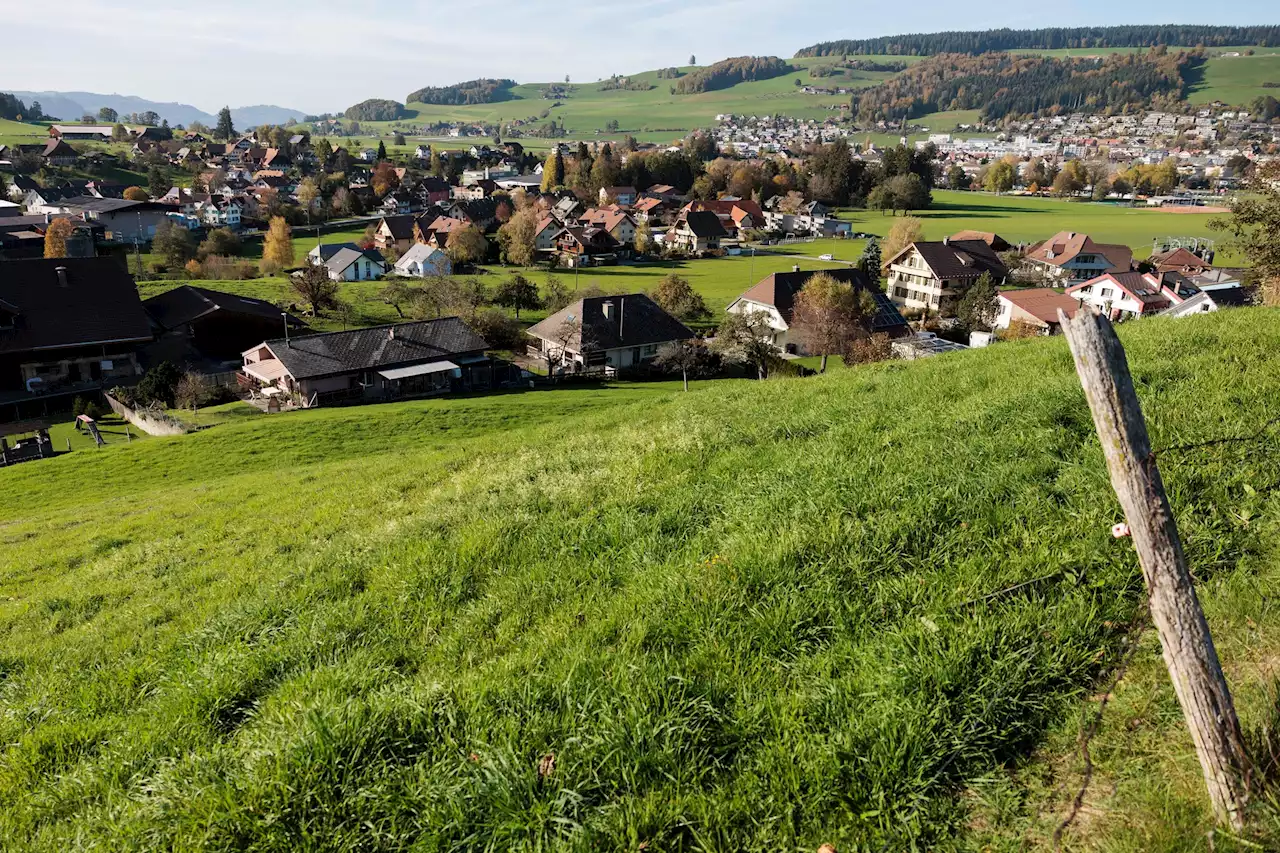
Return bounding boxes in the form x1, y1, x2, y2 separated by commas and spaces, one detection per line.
4, 311, 1280, 850
1190, 53, 1280, 105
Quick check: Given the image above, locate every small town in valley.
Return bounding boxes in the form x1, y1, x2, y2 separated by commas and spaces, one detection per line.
3, 14, 1280, 852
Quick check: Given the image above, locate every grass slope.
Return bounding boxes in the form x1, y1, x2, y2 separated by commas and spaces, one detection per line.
4, 311, 1280, 850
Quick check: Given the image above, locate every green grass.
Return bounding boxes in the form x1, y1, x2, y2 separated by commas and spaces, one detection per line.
0, 118, 48, 147
4, 311, 1280, 849
1190, 54, 1280, 105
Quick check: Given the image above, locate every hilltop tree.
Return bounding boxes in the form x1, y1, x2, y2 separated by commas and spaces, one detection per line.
497, 207, 539, 267
215, 106, 235, 141
446, 224, 488, 268
495, 274, 540, 319
711, 310, 776, 380
43, 218, 75, 258
260, 216, 294, 274
541, 149, 565, 192
883, 216, 923, 262
651, 274, 710, 322
1210, 159, 1280, 305
290, 264, 340, 316
655, 339, 712, 391
791, 272, 874, 372
689, 55, 697, 65
955, 271, 1000, 332
122, 186, 149, 202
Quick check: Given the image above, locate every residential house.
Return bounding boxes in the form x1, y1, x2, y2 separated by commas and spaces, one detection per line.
412, 177, 452, 205
633, 196, 671, 226
1147, 246, 1215, 276
994, 288, 1080, 334
393, 243, 453, 278
643, 184, 683, 202
47, 197, 173, 243
726, 267, 910, 354
883, 238, 1010, 315
1023, 231, 1132, 283
444, 198, 499, 232
534, 216, 562, 252
552, 226, 617, 266
685, 199, 765, 238
143, 285, 305, 360
1161, 285, 1250, 317
579, 207, 638, 248
40, 139, 79, 166
200, 198, 243, 229
5, 176, 38, 203
950, 231, 1012, 252
240, 317, 493, 406
306, 243, 387, 281
527, 293, 693, 373
1065, 272, 1177, 319
0, 258, 151, 412
418, 215, 469, 249
762, 199, 847, 238
599, 186, 638, 205
666, 210, 727, 254
374, 214, 419, 253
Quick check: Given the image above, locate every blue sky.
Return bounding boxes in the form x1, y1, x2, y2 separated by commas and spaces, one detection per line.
5, 1, 1276, 113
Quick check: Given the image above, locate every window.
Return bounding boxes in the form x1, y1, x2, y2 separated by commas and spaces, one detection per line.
1099, 288, 1112, 300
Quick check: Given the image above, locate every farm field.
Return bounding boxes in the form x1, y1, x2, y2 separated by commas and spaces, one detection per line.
4, 310, 1280, 849
1189, 53, 1280, 105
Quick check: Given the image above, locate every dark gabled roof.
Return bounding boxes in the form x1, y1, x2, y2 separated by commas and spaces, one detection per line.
53, 196, 157, 214
906, 239, 1009, 282
526, 293, 693, 352
0, 257, 152, 355
734, 267, 910, 336
379, 214, 417, 241
447, 198, 499, 223
143, 285, 304, 330
310, 242, 365, 263
1206, 286, 1250, 307
680, 210, 728, 238
263, 317, 489, 380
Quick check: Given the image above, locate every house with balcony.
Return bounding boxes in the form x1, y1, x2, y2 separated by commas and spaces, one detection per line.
1065, 271, 1183, 320
883, 238, 1009, 316
1023, 231, 1132, 283
526, 294, 692, 374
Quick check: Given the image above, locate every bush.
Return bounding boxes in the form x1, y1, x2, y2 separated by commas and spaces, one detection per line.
468, 307, 527, 353
134, 361, 184, 408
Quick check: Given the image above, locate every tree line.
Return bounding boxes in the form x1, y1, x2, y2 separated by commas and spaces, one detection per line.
0, 93, 32, 121
850, 50, 1197, 122
344, 99, 409, 122
796, 25, 1280, 57
406, 79, 517, 105
672, 57, 791, 94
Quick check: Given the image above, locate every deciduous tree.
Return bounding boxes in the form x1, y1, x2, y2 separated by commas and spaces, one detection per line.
446, 224, 488, 267
497, 207, 539, 267
1210, 159, 1280, 304
651, 273, 710, 321
43, 217, 75, 258
883, 216, 922, 262
955, 271, 1000, 332
711, 310, 775, 380
260, 216, 294, 274
791, 272, 874, 372
654, 339, 711, 391
122, 186, 149, 201
495, 274, 540, 319
290, 265, 341, 316
153, 220, 196, 268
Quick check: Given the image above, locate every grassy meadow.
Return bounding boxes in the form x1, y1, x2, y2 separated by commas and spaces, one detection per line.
4, 310, 1280, 849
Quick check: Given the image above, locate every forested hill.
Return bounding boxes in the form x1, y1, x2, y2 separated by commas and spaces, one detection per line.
851, 50, 1198, 122
406, 79, 517, 106
796, 25, 1280, 57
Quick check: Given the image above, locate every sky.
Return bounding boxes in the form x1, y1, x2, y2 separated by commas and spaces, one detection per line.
4, 1, 1277, 114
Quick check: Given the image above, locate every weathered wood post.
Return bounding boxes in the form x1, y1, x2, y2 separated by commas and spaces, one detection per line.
1059, 308, 1251, 829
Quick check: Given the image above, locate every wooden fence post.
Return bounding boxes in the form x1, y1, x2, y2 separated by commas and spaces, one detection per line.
1059, 308, 1250, 829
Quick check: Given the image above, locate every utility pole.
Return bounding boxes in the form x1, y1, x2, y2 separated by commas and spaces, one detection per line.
1059, 307, 1251, 830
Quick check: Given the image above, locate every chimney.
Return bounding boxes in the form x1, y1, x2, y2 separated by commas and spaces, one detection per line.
55, 266, 68, 287
388, 326, 396, 340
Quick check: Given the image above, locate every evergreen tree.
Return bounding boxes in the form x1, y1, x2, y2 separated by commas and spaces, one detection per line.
376, 139, 387, 161
148, 165, 172, 197
857, 237, 882, 280
215, 106, 235, 141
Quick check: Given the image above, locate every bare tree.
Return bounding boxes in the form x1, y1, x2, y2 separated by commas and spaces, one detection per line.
711, 310, 776, 380
654, 339, 711, 391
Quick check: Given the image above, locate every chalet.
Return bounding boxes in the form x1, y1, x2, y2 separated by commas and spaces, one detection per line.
552, 226, 617, 265
143, 285, 305, 359
534, 216, 561, 252
418, 215, 469, 249
666, 210, 727, 254
527, 293, 693, 373
993, 288, 1080, 334
375, 214, 419, 253
579, 207, 638, 248
5, 176, 38, 203
1065, 272, 1178, 320
1024, 231, 1132, 283
307, 243, 387, 281
643, 184, 683, 202
883, 238, 1010, 315
633, 196, 671, 226
1162, 285, 1250, 317
0, 258, 151, 414
40, 139, 79, 167
200, 198, 243, 229
260, 148, 291, 169
726, 267, 910, 354
412, 177, 452, 205
444, 198, 499, 231
685, 199, 765, 237
393, 243, 453, 278
1147, 246, 1215, 276
240, 317, 493, 406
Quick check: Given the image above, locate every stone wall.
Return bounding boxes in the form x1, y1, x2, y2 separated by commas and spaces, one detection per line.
103, 393, 191, 437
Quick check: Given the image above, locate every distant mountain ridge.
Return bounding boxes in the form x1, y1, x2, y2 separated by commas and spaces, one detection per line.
6, 91, 307, 128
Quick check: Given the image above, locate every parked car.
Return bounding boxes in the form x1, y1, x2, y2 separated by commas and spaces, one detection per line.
819, 253, 835, 261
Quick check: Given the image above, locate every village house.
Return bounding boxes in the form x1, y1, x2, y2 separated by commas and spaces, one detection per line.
551, 226, 617, 266
393, 243, 453, 278
143, 285, 306, 360
1065, 271, 1178, 320
579, 207, 638, 248
1023, 231, 1132, 283
666, 210, 727, 254
632, 196, 672, 226
46, 197, 173, 244
534, 216, 562, 252
306, 243, 387, 281
726, 267, 910, 355
883, 238, 1010, 315
374, 214, 420, 253
418, 215, 469, 249
0, 257, 152, 418
526, 293, 693, 373
599, 186, 638, 206
240, 317, 494, 407
1146, 245, 1216, 276
993, 288, 1081, 334
47, 124, 114, 142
